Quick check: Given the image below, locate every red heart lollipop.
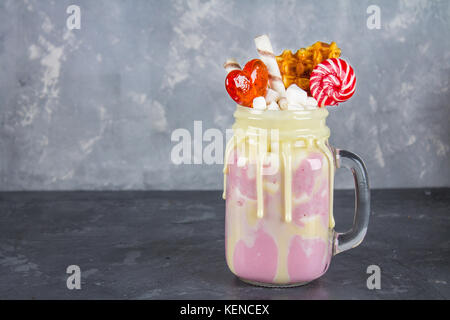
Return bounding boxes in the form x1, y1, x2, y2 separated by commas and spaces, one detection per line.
225, 59, 268, 107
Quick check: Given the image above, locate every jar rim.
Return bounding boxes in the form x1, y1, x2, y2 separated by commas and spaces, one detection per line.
234, 105, 329, 121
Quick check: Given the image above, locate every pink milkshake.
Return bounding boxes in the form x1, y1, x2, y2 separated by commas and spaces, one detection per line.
224, 107, 335, 286
222, 35, 370, 287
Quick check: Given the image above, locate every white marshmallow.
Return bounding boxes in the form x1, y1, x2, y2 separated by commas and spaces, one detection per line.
252, 96, 267, 110
286, 84, 307, 106
304, 96, 318, 107
267, 101, 280, 110
278, 97, 288, 110
265, 88, 280, 104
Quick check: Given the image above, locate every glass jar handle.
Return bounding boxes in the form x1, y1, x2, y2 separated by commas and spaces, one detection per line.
333, 149, 370, 255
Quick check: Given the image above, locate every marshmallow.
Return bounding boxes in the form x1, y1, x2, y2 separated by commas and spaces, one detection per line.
278, 97, 288, 110
304, 96, 318, 107
252, 96, 267, 110
265, 88, 280, 105
286, 84, 308, 106
267, 101, 280, 110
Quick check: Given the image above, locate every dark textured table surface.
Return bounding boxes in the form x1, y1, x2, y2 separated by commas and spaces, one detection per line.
0, 189, 448, 300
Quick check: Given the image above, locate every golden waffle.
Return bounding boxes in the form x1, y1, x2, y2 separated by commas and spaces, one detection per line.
276, 41, 341, 94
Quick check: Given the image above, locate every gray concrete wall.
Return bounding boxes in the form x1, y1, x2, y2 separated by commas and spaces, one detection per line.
0, 0, 449, 191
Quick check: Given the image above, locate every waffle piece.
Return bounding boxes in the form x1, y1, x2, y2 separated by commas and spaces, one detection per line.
276, 41, 341, 95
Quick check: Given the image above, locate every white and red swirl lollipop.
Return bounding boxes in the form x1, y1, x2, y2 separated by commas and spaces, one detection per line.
309, 58, 356, 108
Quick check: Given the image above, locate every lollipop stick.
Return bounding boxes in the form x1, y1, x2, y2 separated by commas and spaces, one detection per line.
223, 58, 241, 73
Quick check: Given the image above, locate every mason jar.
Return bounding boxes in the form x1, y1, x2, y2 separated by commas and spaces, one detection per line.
223, 106, 370, 287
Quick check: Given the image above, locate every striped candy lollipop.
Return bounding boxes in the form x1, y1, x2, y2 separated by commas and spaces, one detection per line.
309, 58, 356, 108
